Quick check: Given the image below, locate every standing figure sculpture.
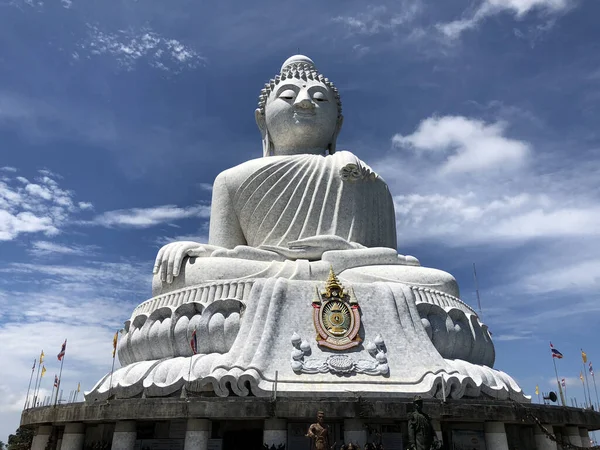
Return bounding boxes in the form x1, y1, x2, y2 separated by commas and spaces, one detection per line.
407, 396, 440, 450
306, 411, 331, 450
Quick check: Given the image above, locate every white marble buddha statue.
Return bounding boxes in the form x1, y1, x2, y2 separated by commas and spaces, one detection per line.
87, 55, 527, 403
151, 55, 458, 299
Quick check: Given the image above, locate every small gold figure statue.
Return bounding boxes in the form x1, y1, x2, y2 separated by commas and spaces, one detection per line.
306, 411, 331, 450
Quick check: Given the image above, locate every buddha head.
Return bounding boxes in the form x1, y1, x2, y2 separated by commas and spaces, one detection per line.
256, 55, 344, 157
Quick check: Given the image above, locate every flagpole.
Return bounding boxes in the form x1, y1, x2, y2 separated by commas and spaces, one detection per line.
580, 372, 587, 408
32, 357, 42, 407
54, 354, 65, 407
582, 351, 593, 409
552, 356, 565, 406
34, 369, 44, 408
592, 372, 599, 409
563, 380, 567, 402
23, 359, 36, 410
107, 350, 117, 400
108, 331, 119, 401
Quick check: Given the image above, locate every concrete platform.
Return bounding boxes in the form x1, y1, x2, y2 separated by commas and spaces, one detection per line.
20, 397, 600, 450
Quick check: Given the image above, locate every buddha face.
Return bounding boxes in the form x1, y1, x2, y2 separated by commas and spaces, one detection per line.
262, 78, 340, 155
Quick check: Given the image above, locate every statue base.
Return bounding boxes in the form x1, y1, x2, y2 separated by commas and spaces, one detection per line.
86, 276, 527, 403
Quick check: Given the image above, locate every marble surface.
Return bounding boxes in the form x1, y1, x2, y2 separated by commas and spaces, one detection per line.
86, 54, 526, 403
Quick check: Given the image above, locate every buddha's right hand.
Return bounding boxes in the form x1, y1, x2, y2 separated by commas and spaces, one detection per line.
153, 241, 219, 283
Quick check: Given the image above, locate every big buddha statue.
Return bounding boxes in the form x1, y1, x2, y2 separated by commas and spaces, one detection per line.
87, 56, 527, 402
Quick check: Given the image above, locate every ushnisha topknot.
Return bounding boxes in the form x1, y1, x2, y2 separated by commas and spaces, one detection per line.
257, 55, 342, 118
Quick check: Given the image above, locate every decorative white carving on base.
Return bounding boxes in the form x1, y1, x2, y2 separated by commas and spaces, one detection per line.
290, 332, 389, 375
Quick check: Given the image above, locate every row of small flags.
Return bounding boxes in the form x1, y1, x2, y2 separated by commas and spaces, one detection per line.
26, 328, 197, 408
534, 342, 599, 409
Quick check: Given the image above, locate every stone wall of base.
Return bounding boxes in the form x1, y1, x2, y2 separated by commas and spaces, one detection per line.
20, 398, 600, 450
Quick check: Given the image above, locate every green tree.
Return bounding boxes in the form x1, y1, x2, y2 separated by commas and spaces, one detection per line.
7, 427, 34, 450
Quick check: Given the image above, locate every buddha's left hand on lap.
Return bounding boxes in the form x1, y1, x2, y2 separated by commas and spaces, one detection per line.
260, 235, 365, 261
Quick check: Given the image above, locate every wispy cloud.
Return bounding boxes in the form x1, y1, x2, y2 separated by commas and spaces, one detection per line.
86, 204, 211, 228
79, 25, 207, 72
437, 0, 573, 39
30, 241, 99, 256
333, 2, 422, 35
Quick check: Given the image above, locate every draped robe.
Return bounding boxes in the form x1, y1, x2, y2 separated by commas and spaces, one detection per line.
209, 151, 397, 250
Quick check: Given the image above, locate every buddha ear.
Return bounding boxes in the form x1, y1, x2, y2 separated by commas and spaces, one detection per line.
255, 108, 273, 157
328, 115, 344, 155
255, 108, 267, 137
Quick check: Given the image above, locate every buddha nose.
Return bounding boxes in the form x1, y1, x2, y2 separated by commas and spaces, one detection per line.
293, 90, 314, 109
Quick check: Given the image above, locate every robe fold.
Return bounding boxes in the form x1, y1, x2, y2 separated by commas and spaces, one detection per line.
229, 151, 397, 249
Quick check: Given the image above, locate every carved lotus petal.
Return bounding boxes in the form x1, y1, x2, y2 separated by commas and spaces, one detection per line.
300, 340, 311, 352
291, 349, 304, 361
365, 341, 377, 354
291, 332, 301, 346
373, 334, 384, 346
378, 363, 390, 375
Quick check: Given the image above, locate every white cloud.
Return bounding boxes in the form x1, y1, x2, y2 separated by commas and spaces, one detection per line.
0, 167, 17, 172
78, 201, 94, 210
80, 25, 207, 72
0, 171, 90, 241
86, 204, 211, 228
437, 0, 571, 39
392, 116, 530, 174
392, 192, 600, 246
333, 2, 422, 35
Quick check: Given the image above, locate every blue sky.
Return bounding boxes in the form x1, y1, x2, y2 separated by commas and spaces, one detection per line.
1, 0, 600, 440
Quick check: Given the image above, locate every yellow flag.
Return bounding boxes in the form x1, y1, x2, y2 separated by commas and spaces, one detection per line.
77, 382, 80, 392
580, 372, 585, 382
39, 350, 45, 364
112, 331, 119, 358
535, 385, 539, 395
582, 349, 588, 363
41, 365, 46, 377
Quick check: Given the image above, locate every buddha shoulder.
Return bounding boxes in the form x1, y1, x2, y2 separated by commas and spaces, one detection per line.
213, 151, 382, 191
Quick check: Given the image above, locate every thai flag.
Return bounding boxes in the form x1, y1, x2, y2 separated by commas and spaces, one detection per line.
590, 362, 594, 376
550, 342, 563, 359
561, 378, 566, 387
54, 375, 59, 388
190, 330, 198, 355
57, 339, 67, 361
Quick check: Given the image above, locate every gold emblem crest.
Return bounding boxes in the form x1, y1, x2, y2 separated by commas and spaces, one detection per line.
312, 268, 361, 350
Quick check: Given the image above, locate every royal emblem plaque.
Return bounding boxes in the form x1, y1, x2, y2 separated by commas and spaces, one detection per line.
312, 268, 361, 350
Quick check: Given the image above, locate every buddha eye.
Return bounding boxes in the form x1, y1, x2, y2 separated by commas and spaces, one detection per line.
279, 89, 296, 100
313, 91, 328, 102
